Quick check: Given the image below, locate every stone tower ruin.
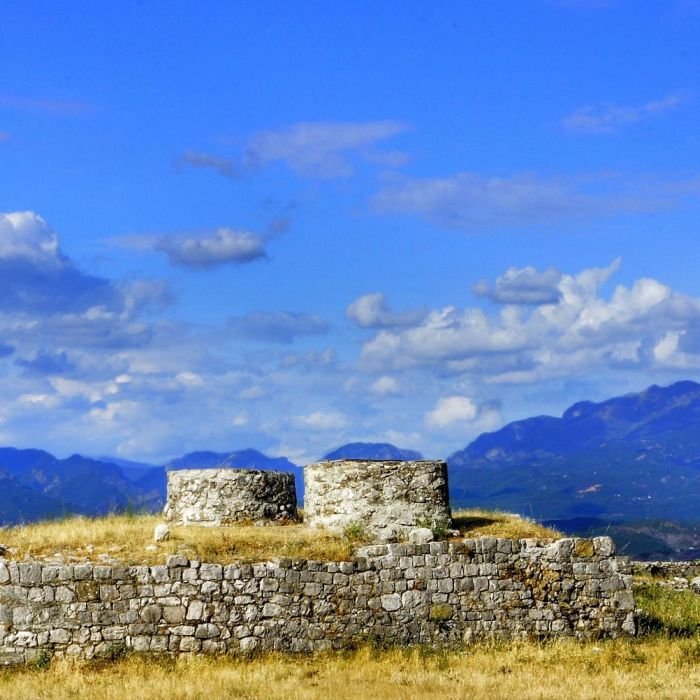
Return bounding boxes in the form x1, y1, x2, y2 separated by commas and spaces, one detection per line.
303, 459, 451, 540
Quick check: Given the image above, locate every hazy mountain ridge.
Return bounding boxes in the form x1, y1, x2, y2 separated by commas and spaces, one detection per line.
448, 380, 700, 523
322, 442, 423, 461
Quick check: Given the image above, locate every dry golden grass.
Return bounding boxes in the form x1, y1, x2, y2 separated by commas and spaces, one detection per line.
2, 638, 700, 699
0, 514, 352, 565
452, 508, 560, 540
0, 509, 559, 566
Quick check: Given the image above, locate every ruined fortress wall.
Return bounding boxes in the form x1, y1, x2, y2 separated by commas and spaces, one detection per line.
0, 536, 634, 665
164, 469, 297, 525
304, 460, 451, 540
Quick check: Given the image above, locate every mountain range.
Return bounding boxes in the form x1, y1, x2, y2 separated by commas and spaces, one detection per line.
449, 380, 700, 522
2, 381, 700, 558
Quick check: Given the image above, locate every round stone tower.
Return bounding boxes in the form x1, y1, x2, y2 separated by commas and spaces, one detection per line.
303, 459, 450, 541
164, 468, 297, 525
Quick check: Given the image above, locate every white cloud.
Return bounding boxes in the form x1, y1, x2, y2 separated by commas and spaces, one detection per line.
473, 266, 563, 305
373, 172, 700, 231
425, 396, 478, 429
232, 412, 249, 427
246, 120, 409, 178
373, 172, 607, 229
562, 94, 684, 134
154, 228, 266, 269
292, 411, 349, 431
180, 120, 409, 181
361, 260, 700, 382
346, 293, 426, 329
0, 211, 63, 267
370, 375, 401, 396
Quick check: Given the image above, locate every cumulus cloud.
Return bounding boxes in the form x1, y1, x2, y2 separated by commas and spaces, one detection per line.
473, 266, 564, 305
346, 293, 427, 329
154, 228, 267, 269
228, 311, 329, 344
425, 396, 478, 429
0, 212, 121, 314
562, 94, 684, 134
360, 259, 700, 382
372, 172, 700, 230
424, 396, 503, 434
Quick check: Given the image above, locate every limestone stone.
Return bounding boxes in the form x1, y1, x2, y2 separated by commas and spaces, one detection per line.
0, 535, 635, 665
165, 469, 297, 525
409, 528, 434, 545
154, 523, 170, 542
304, 459, 451, 541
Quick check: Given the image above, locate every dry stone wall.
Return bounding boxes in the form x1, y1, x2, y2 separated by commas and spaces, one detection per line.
164, 469, 296, 525
304, 459, 451, 540
0, 536, 634, 665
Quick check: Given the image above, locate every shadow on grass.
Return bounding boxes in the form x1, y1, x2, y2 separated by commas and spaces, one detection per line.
452, 515, 500, 532
636, 584, 700, 638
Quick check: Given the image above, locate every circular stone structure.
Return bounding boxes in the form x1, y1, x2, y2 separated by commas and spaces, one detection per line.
164, 468, 297, 525
304, 459, 451, 541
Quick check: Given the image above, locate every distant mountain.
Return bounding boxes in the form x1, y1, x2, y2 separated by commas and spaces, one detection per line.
166, 449, 304, 499
0, 448, 162, 525
0, 446, 306, 526
449, 380, 700, 524
15, 454, 159, 515
0, 470, 67, 525
96, 456, 160, 483
323, 442, 424, 461
0, 447, 57, 478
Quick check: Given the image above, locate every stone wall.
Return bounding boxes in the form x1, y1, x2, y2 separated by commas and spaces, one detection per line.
0, 536, 634, 665
633, 561, 700, 592
164, 469, 296, 525
304, 460, 451, 540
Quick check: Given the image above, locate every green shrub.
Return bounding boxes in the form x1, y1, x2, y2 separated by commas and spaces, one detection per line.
429, 604, 453, 622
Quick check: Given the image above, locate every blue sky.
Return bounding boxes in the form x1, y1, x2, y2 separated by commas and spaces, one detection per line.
1, 0, 700, 464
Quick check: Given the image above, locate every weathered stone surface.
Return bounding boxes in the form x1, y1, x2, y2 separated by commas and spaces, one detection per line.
164, 469, 297, 525
154, 523, 170, 542
0, 536, 634, 665
304, 460, 450, 540
409, 528, 434, 545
